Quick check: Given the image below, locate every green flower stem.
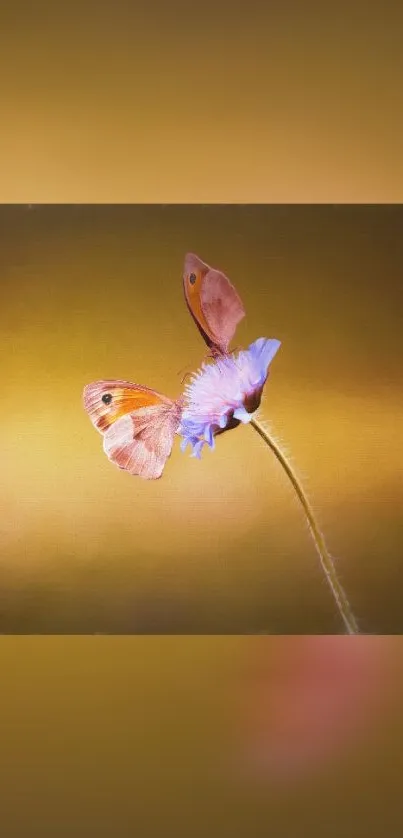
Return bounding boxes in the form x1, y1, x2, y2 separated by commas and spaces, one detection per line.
250, 417, 359, 635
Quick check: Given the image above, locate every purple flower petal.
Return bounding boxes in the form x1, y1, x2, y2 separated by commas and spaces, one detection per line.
179, 338, 281, 458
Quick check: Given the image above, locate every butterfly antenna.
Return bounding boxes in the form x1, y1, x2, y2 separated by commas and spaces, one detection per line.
177, 350, 218, 385
176, 363, 194, 385
181, 372, 194, 385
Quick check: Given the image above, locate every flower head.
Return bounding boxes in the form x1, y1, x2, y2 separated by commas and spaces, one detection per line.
179, 337, 281, 457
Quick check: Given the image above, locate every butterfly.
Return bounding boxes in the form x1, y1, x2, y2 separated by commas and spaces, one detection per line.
83, 380, 182, 480
83, 253, 246, 479
182, 253, 245, 358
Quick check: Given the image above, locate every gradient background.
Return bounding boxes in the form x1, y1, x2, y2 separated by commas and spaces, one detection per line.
1, 0, 402, 203
1, 1, 403, 835
2, 203, 402, 634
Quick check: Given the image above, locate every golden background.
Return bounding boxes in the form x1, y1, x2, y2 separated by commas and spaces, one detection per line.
1, 1, 402, 203
1, 1, 403, 835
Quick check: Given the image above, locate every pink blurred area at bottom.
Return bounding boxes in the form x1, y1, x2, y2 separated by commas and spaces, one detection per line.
235, 636, 395, 782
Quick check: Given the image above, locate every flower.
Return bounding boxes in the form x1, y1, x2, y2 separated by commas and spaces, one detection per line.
179, 337, 281, 458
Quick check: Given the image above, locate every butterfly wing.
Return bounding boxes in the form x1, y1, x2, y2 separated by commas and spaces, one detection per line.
83, 380, 181, 479
183, 253, 245, 355
103, 404, 181, 480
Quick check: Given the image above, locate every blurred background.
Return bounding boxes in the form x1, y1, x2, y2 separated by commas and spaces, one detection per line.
0, 0, 402, 203
0, 635, 402, 837
1, 204, 402, 633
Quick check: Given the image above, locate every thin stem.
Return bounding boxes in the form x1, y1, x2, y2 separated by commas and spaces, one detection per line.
250, 417, 359, 635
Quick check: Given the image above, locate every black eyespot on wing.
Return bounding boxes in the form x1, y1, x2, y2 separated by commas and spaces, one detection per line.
189, 273, 197, 285
102, 393, 112, 405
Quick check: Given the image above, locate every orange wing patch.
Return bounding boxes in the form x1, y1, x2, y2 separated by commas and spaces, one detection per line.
83, 381, 168, 434
183, 253, 217, 350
